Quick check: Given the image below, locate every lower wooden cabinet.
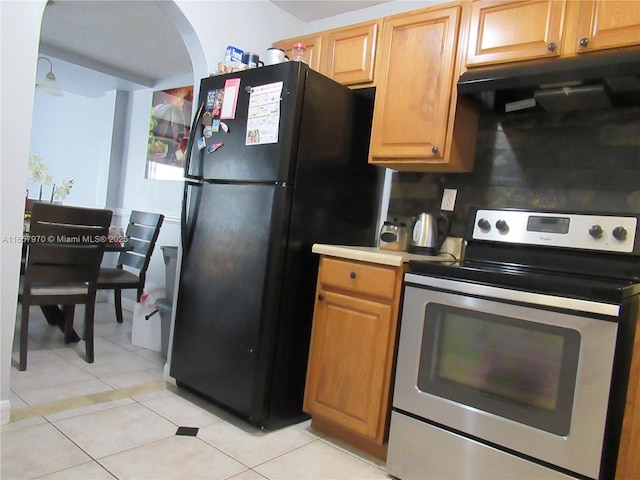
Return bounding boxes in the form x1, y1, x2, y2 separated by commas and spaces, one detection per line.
303, 256, 406, 459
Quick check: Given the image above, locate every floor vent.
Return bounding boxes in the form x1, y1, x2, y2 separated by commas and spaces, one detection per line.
175, 426, 199, 437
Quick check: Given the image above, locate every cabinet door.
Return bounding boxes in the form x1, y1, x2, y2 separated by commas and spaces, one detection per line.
324, 21, 380, 86
304, 290, 393, 441
466, 0, 565, 66
369, 6, 461, 168
575, 0, 640, 54
272, 34, 324, 72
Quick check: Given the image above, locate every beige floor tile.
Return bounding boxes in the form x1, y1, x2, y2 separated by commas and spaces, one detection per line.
52, 402, 177, 458
65, 348, 161, 378
9, 390, 28, 409
8, 301, 393, 480
17, 378, 114, 406
102, 367, 164, 389
228, 470, 269, 480
140, 391, 225, 428
198, 420, 316, 467
254, 440, 389, 480
98, 435, 248, 480
37, 461, 117, 480
0, 422, 92, 479
1, 415, 47, 433
44, 397, 135, 422
53, 336, 132, 359
10, 351, 97, 393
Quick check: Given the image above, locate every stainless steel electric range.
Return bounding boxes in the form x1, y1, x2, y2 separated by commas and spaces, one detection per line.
387, 208, 640, 480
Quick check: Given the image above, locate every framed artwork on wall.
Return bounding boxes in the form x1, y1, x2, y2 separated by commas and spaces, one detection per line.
145, 85, 193, 180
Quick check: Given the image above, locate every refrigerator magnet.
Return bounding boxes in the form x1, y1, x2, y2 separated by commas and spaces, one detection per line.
221, 78, 240, 119
220, 122, 229, 133
201, 111, 212, 127
197, 137, 206, 150
203, 126, 213, 138
206, 90, 217, 110
207, 141, 224, 153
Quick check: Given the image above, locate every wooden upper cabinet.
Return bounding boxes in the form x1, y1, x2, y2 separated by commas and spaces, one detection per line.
574, 0, 640, 54
466, 0, 640, 66
466, 0, 565, 66
369, 4, 478, 172
272, 33, 324, 72
323, 21, 380, 86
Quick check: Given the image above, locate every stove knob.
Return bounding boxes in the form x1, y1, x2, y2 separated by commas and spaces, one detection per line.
495, 219, 509, 233
477, 218, 491, 232
613, 226, 628, 241
589, 224, 604, 239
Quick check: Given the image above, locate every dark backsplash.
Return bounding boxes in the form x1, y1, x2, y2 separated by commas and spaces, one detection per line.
387, 106, 640, 237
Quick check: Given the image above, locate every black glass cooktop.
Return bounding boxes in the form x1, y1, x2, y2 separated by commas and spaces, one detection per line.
407, 259, 640, 304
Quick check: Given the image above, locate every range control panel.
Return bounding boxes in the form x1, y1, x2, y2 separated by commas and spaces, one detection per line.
472, 209, 638, 253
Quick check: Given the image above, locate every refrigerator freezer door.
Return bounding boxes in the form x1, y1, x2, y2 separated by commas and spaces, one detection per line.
187, 62, 307, 183
170, 181, 291, 422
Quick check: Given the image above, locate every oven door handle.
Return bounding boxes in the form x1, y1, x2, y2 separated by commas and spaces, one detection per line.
404, 273, 621, 317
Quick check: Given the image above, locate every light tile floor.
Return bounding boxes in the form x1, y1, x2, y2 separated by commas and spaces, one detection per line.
3, 303, 390, 480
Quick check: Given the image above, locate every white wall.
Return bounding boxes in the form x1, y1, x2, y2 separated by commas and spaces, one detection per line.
0, 0, 47, 425
29, 89, 115, 208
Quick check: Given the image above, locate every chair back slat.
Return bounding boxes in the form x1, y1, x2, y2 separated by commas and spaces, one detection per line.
25, 203, 112, 288
25, 264, 97, 284
117, 210, 164, 274
124, 237, 151, 255
30, 223, 107, 242
126, 223, 157, 242
28, 244, 105, 266
119, 251, 146, 270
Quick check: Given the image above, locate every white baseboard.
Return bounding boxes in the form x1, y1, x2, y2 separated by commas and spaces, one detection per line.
163, 363, 176, 385
1, 399, 11, 425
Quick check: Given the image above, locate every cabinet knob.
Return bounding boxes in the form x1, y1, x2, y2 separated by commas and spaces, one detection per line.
547, 42, 556, 52
318, 294, 324, 301
579, 37, 590, 48
349, 271, 357, 279
432, 146, 439, 154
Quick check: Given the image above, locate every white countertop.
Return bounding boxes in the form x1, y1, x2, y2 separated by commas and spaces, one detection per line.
311, 244, 458, 267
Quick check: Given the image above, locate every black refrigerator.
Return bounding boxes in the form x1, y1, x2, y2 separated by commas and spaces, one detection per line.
170, 61, 382, 430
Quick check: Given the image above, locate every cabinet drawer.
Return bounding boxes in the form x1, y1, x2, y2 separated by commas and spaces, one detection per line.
320, 257, 397, 300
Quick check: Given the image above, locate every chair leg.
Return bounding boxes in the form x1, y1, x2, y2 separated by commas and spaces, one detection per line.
19, 302, 30, 371
114, 289, 124, 324
62, 304, 76, 343
84, 302, 95, 364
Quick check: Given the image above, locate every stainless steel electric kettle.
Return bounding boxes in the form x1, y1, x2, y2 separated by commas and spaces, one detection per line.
407, 212, 451, 255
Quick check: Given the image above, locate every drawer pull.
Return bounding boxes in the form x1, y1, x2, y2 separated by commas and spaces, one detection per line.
349, 271, 357, 279
318, 294, 324, 301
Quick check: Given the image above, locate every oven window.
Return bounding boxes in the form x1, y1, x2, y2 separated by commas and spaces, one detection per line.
417, 303, 581, 436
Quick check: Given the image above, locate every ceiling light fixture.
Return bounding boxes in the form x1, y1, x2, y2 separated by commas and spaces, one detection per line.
35, 56, 63, 96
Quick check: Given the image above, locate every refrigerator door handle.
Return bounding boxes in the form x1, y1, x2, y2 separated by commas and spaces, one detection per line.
183, 101, 205, 180
181, 181, 203, 255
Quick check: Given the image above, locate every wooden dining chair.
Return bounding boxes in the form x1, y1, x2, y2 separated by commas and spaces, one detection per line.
97, 210, 164, 323
19, 203, 112, 371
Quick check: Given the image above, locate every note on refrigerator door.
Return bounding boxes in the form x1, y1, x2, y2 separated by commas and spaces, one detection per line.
245, 81, 283, 145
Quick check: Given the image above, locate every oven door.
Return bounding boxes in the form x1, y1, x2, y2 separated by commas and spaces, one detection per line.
393, 273, 620, 480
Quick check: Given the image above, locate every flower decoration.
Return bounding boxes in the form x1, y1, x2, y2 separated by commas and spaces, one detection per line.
54, 179, 74, 200
27, 154, 74, 202
28, 154, 53, 185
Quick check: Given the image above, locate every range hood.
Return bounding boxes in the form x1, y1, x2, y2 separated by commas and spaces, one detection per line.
458, 48, 640, 113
